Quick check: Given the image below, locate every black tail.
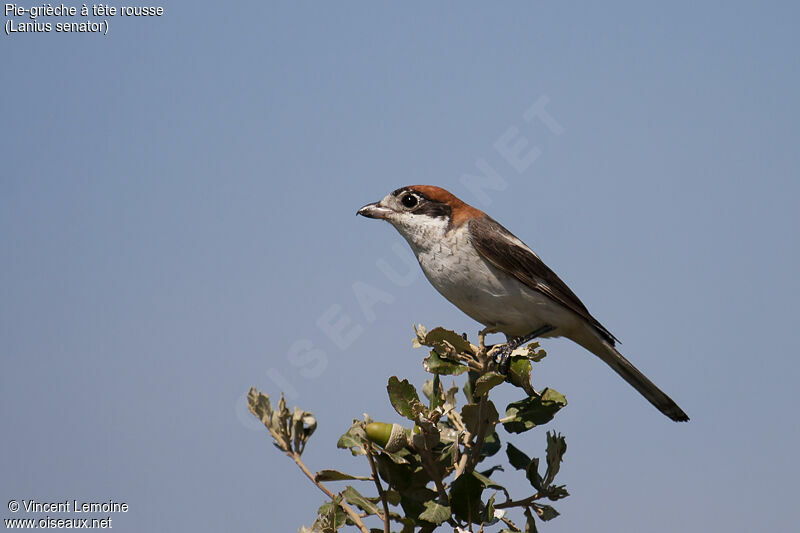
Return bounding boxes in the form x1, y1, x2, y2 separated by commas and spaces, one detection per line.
577, 333, 689, 422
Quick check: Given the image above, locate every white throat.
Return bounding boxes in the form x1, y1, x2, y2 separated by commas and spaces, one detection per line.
387, 213, 451, 256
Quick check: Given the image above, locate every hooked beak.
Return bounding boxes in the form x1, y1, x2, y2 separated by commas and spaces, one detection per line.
357, 202, 392, 220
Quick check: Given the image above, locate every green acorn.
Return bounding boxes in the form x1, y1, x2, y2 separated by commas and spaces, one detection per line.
365, 422, 408, 452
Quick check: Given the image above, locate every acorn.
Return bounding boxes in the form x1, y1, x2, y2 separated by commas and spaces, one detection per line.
365, 422, 408, 452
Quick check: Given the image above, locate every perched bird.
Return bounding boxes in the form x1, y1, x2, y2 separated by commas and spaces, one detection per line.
357, 185, 688, 422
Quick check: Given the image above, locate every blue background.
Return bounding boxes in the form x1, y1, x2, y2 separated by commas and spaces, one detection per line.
2, 2, 798, 531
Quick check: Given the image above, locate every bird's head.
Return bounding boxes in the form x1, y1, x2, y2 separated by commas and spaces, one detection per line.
357, 185, 484, 252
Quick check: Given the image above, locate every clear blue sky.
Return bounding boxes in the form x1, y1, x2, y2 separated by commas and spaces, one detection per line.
2, 2, 798, 531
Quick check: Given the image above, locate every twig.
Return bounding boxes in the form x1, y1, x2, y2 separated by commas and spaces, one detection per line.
288, 451, 371, 533
443, 406, 466, 433
463, 334, 494, 474
365, 444, 391, 533
465, 394, 490, 473
499, 515, 522, 530
478, 331, 488, 352
416, 429, 450, 503
453, 431, 472, 479
493, 492, 543, 510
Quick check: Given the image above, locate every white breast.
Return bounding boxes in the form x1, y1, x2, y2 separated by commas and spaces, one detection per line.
404, 223, 577, 338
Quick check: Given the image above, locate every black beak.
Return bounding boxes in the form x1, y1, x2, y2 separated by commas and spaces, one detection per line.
357, 202, 391, 219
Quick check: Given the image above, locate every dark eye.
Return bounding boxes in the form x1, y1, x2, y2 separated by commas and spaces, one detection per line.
401, 194, 418, 208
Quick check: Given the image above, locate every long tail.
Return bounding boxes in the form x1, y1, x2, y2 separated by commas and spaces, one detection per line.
573, 331, 689, 422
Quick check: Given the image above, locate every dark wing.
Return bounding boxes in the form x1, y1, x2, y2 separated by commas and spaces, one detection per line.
468, 216, 619, 345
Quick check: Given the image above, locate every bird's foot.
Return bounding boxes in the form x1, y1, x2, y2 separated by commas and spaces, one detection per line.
496, 325, 556, 375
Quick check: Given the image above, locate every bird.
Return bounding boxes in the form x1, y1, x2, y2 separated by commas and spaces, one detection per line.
357, 185, 688, 422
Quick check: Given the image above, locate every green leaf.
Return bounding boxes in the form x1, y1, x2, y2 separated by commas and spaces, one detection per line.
418, 501, 451, 525
462, 401, 499, 434
530, 347, 547, 362
315, 497, 347, 531
387, 377, 426, 420
461, 403, 480, 434
422, 349, 468, 375
435, 441, 457, 469
483, 493, 497, 524
384, 489, 402, 506
444, 382, 459, 408
342, 486, 380, 516
480, 464, 504, 477
542, 388, 566, 404
398, 486, 437, 522
526, 457, 543, 490
545, 485, 569, 501
314, 470, 371, 482
481, 430, 502, 457
422, 379, 434, 400
506, 442, 532, 471
544, 431, 567, 486
375, 452, 425, 492
423, 327, 473, 353
502, 388, 567, 434
506, 357, 537, 397
396, 516, 416, 533
509, 341, 546, 362
449, 472, 484, 524
430, 374, 443, 409
463, 371, 477, 403
533, 504, 559, 521
379, 448, 410, 465
337, 422, 367, 456
473, 470, 506, 492
474, 372, 505, 397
